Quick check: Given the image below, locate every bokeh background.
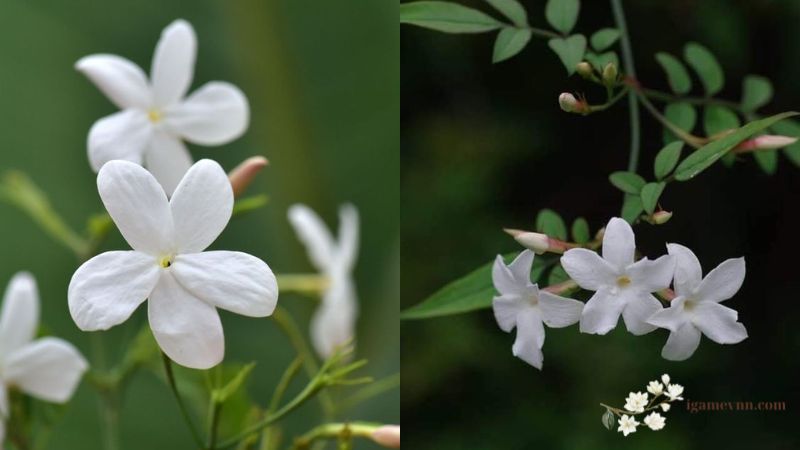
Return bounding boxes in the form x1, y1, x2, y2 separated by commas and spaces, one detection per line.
402, 0, 799, 449
0, 0, 398, 448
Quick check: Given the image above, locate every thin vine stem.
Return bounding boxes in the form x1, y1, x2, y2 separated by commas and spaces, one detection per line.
610, 0, 641, 172
161, 352, 205, 448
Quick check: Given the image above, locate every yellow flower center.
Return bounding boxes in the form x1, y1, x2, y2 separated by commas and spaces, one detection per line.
159, 255, 174, 268
616, 276, 632, 287
148, 109, 163, 123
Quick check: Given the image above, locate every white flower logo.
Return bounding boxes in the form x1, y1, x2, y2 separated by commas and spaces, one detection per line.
68, 159, 278, 369
617, 414, 639, 436
288, 204, 359, 359
0, 273, 88, 443
76, 19, 250, 195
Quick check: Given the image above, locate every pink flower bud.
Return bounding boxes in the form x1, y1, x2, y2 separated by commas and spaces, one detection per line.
652, 210, 673, 225
371, 425, 400, 448
228, 156, 269, 197
504, 229, 549, 254
733, 135, 797, 153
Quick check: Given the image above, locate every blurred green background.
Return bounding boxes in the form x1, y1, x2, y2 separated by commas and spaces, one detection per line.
0, 0, 398, 448
402, 0, 799, 449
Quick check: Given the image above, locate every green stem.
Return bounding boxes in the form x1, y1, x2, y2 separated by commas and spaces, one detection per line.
276, 274, 329, 296
640, 87, 743, 111
207, 402, 223, 450
290, 422, 383, 450
636, 92, 707, 147
610, 0, 641, 172
587, 87, 630, 113
263, 357, 304, 447
337, 373, 400, 412
271, 308, 336, 416
519, 25, 561, 39
162, 353, 205, 448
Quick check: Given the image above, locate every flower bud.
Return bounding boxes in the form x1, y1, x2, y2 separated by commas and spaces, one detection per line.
504, 228, 549, 254
602, 62, 618, 86
652, 210, 673, 225
228, 156, 269, 197
371, 425, 400, 448
575, 61, 594, 79
558, 93, 589, 114
733, 135, 798, 153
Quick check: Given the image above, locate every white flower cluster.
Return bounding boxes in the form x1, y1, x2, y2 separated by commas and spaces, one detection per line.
613, 374, 683, 436
492, 216, 747, 368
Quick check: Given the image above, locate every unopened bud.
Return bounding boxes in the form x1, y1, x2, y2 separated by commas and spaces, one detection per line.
576, 61, 594, 79
652, 210, 673, 225
371, 425, 400, 448
733, 135, 798, 153
504, 228, 550, 254
229, 156, 269, 197
558, 93, 588, 114
602, 62, 618, 86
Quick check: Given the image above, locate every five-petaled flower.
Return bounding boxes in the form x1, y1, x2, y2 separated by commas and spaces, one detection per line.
665, 384, 684, 401
288, 204, 360, 359
647, 244, 747, 361
68, 159, 278, 369
643, 412, 666, 431
76, 19, 250, 195
0, 273, 88, 443
617, 414, 639, 436
561, 217, 675, 335
624, 391, 649, 413
491, 250, 584, 369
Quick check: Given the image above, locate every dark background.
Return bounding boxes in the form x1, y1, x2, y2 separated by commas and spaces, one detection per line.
402, 0, 799, 448
0, 0, 398, 448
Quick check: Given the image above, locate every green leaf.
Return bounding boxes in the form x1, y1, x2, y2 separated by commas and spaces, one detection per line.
640, 182, 665, 215
741, 75, 773, 112
400, 253, 552, 319
683, 42, 724, 96
545, 0, 580, 34
654, 52, 692, 95
484, 0, 527, 26
548, 35, 586, 75
492, 27, 532, 63
535, 209, 568, 240
663, 102, 697, 144
753, 149, 778, 175
232, 194, 269, 217
584, 51, 619, 72
214, 362, 257, 403
571, 217, 590, 244
609, 171, 646, 194
400, 1, 503, 33
621, 194, 643, 224
602, 409, 616, 431
548, 264, 569, 285
703, 105, 740, 136
772, 120, 800, 167
654, 141, 684, 180
590, 28, 620, 51
674, 112, 798, 181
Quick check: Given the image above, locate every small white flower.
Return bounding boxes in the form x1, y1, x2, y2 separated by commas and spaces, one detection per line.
660, 403, 671, 412
68, 160, 278, 369
643, 412, 666, 431
76, 19, 250, 195
661, 373, 670, 385
617, 414, 640, 436
288, 204, 360, 359
647, 380, 664, 395
624, 391, 649, 413
647, 244, 747, 361
491, 250, 584, 369
0, 273, 88, 443
666, 384, 684, 401
561, 218, 675, 335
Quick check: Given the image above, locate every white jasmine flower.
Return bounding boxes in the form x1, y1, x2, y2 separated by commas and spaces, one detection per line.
288, 204, 359, 359
647, 243, 747, 361
491, 250, 584, 369
665, 384, 684, 401
617, 414, 640, 436
661, 374, 670, 385
624, 391, 649, 413
643, 412, 666, 431
68, 160, 277, 369
75, 19, 249, 195
561, 217, 674, 335
647, 380, 664, 395
0, 273, 88, 443
660, 403, 671, 412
